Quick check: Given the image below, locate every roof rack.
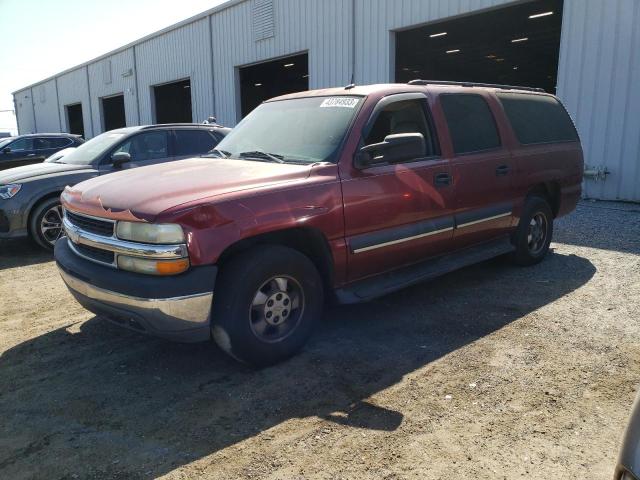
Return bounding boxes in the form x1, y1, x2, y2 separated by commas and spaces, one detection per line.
407, 79, 546, 93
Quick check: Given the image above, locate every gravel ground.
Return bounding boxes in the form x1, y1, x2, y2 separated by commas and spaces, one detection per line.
0, 200, 639, 480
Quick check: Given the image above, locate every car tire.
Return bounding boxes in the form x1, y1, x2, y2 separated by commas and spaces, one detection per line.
211, 245, 324, 367
29, 197, 65, 251
511, 195, 554, 266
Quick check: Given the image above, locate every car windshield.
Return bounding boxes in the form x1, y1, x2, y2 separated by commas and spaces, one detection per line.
211, 96, 363, 164
0, 138, 14, 149
61, 132, 126, 165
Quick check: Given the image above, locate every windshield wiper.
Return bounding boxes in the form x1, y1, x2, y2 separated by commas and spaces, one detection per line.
238, 150, 285, 164
207, 148, 231, 158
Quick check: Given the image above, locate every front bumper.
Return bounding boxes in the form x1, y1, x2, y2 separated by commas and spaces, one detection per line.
0, 202, 28, 239
55, 238, 217, 342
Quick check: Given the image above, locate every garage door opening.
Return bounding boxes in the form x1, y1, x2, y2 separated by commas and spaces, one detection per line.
153, 79, 192, 124
101, 94, 126, 131
239, 52, 309, 118
65, 103, 85, 137
395, 0, 564, 93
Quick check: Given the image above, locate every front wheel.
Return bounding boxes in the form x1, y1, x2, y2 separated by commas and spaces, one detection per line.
511, 195, 554, 266
30, 197, 65, 250
211, 245, 324, 366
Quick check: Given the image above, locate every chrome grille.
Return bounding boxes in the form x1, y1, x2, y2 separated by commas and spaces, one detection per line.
73, 242, 116, 265
66, 210, 114, 237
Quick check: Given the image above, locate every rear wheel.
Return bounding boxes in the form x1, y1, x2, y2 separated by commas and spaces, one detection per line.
512, 195, 553, 266
211, 245, 324, 366
30, 197, 64, 250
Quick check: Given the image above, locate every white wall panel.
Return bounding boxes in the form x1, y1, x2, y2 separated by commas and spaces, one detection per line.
557, 0, 640, 202
32, 80, 61, 133
135, 18, 214, 125
14, 88, 36, 134
56, 67, 93, 138
211, 0, 353, 125
87, 48, 138, 132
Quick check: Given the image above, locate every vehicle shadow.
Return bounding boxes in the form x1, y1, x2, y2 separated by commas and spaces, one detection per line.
0, 239, 52, 270
0, 251, 595, 478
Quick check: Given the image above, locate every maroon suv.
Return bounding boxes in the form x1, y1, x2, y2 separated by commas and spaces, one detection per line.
54, 81, 583, 366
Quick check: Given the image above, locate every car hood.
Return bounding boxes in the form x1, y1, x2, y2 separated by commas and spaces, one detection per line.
62, 157, 314, 221
0, 162, 93, 184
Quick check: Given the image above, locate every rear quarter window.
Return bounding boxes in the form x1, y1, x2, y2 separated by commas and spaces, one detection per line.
497, 93, 579, 145
440, 94, 501, 155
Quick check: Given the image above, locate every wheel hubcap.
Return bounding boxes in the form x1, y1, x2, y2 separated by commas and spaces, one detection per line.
527, 212, 547, 255
40, 204, 64, 246
249, 276, 304, 343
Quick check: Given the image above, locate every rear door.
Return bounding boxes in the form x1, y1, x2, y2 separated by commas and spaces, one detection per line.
341, 93, 455, 282
0, 137, 36, 170
437, 92, 517, 249
172, 129, 220, 160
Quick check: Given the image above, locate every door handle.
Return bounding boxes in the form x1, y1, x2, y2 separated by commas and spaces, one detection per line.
434, 172, 452, 186
495, 164, 510, 176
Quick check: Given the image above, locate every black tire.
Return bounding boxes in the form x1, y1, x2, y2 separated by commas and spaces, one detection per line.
29, 197, 65, 251
211, 245, 324, 366
512, 195, 554, 266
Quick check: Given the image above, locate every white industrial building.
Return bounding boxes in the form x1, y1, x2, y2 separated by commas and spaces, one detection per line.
13, 0, 640, 202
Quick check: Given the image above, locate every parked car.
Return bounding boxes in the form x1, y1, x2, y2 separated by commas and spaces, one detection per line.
0, 133, 84, 171
44, 147, 76, 163
0, 123, 229, 249
614, 391, 640, 479
55, 81, 583, 366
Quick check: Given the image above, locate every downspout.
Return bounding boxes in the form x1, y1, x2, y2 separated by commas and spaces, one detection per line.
85, 65, 94, 137
350, 0, 356, 84
54, 77, 62, 131
30, 87, 37, 133
132, 45, 142, 125
208, 14, 217, 119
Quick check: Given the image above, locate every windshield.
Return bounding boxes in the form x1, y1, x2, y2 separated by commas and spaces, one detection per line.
0, 138, 14, 149
61, 132, 126, 165
212, 96, 363, 164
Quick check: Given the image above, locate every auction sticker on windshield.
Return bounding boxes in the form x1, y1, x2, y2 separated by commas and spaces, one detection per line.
320, 97, 359, 108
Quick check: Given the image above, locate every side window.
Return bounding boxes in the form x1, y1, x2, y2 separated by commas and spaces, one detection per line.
113, 131, 168, 161
497, 93, 579, 145
440, 94, 501, 154
7, 137, 34, 152
364, 99, 436, 157
174, 130, 218, 156
49, 137, 73, 148
34, 138, 54, 150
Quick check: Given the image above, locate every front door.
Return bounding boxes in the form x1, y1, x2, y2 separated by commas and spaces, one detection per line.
0, 137, 36, 170
341, 93, 455, 282
437, 92, 516, 249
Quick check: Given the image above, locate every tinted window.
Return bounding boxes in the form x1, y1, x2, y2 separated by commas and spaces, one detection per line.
114, 131, 169, 161
7, 137, 34, 152
49, 137, 73, 148
174, 130, 218, 156
440, 94, 501, 154
35, 137, 70, 150
498, 93, 579, 145
364, 99, 437, 156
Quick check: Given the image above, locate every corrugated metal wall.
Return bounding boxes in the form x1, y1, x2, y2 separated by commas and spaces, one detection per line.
87, 48, 139, 130
135, 17, 214, 125
557, 0, 640, 202
13, 88, 35, 134
56, 67, 93, 138
12, 0, 640, 201
211, 0, 352, 124
32, 80, 61, 133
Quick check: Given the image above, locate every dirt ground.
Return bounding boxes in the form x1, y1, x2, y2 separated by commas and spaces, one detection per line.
1, 200, 639, 480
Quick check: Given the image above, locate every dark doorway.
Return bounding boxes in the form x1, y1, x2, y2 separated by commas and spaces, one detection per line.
102, 94, 126, 131
239, 52, 309, 118
153, 79, 192, 124
395, 0, 564, 93
65, 103, 84, 137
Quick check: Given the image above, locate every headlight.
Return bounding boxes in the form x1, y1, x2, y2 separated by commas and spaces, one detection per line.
117, 255, 190, 276
0, 184, 21, 199
116, 221, 185, 244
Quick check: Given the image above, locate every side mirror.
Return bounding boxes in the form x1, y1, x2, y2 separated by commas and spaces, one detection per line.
356, 133, 426, 169
111, 151, 131, 168
2, 147, 10, 154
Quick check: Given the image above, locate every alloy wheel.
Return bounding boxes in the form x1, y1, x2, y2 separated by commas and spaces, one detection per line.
40, 204, 64, 246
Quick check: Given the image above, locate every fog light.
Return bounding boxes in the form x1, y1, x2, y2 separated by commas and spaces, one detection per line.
117, 256, 190, 275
